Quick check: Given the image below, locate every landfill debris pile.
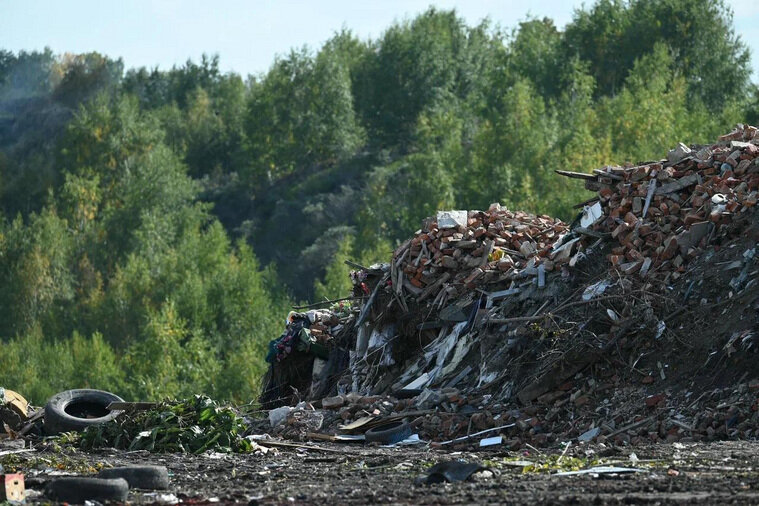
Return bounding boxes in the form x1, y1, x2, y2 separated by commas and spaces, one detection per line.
555, 123, 759, 279
266, 373, 759, 449
260, 304, 355, 408
392, 208, 567, 306
257, 125, 759, 450
267, 308, 348, 364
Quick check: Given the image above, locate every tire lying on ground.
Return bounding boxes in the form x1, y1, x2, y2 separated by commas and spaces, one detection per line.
43, 389, 124, 435
97, 465, 170, 490
365, 420, 412, 445
45, 477, 129, 503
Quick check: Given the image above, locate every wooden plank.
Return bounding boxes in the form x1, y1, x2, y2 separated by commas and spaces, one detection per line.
480, 239, 494, 267
555, 170, 599, 181
444, 365, 473, 389
355, 273, 388, 328
403, 279, 423, 296
486, 288, 521, 300
654, 173, 700, 195
416, 320, 444, 330
344, 259, 368, 271
641, 179, 657, 219
606, 416, 656, 439
572, 196, 600, 210
292, 295, 365, 310
593, 169, 623, 181
417, 272, 451, 302
256, 440, 344, 453
338, 416, 376, 432
575, 227, 611, 239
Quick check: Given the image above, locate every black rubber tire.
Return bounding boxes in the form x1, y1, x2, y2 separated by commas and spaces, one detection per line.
97, 465, 170, 490
45, 477, 129, 503
365, 420, 412, 445
44, 389, 124, 435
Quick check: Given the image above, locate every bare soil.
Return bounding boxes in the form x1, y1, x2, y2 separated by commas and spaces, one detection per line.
8, 439, 759, 505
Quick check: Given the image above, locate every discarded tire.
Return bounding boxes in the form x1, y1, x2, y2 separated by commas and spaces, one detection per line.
365, 420, 412, 445
44, 389, 124, 435
98, 465, 170, 490
45, 477, 129, 503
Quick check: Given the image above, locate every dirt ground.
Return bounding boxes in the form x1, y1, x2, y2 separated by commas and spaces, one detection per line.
6, 439, 759, 505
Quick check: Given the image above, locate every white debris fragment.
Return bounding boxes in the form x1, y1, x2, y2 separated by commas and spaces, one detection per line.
268, 406, 293, 427
582, 279, 612, 301
578, 427, 601, 442
580, 202, 603, 228
479, 436, 503, 447
667, 142, 691, 163
437, 210, 468, 229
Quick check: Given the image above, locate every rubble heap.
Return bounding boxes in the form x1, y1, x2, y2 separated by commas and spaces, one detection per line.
556, 124, 759, 279
393, 209, 567, 305
261, 125, 759, 450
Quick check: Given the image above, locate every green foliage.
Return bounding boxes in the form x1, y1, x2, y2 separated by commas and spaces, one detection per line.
314, 235, 355, 302
0, 48, 56, 99
0, 0, 756, 404
0, 92, 289, 404
122, 302, 215, 399
507, 17, 564, 98
69, 331, 125, 391
52, 52, 124, 106
0, 328, 124, 403
564, 0, 751, 108
747, 85, 759, 126
598, 43, 741, 162
0, 209, 75, 338
598, 43, 692, 161
80, 396, 253, 453
245, 46, 365, 184
356, 8, 496, 148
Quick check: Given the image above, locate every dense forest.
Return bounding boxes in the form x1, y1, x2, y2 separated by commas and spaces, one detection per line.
1, 1, 757, 403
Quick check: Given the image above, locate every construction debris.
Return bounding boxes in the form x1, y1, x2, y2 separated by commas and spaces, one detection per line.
415, 460, 488, 484
0, 389, 30, 434
251, 125, 758, 450
262, 125, 759, 449
395, 206, 567, 304
555, 123, 759, 281
0, 473, 24, 503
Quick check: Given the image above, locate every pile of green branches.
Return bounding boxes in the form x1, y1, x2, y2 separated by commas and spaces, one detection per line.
80, 396, 254, 454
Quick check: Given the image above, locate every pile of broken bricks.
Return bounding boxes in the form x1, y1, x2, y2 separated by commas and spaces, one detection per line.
558, 124, 759, 280
261, 124, 759, 451
392, 208, 568, 306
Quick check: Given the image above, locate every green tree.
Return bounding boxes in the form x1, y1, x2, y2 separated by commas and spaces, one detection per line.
507, 17, 564, 98
245, 47, 365, 184
314, 235, 355, 302
471, 78, 554, 212
564, 0, 751, 108
123, 302, 220, 399
356, 8, 496, 148
0, 208, 75, 338
0, 48, 56, 99
52, 52, 124, 106
598, 44, 706, 162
